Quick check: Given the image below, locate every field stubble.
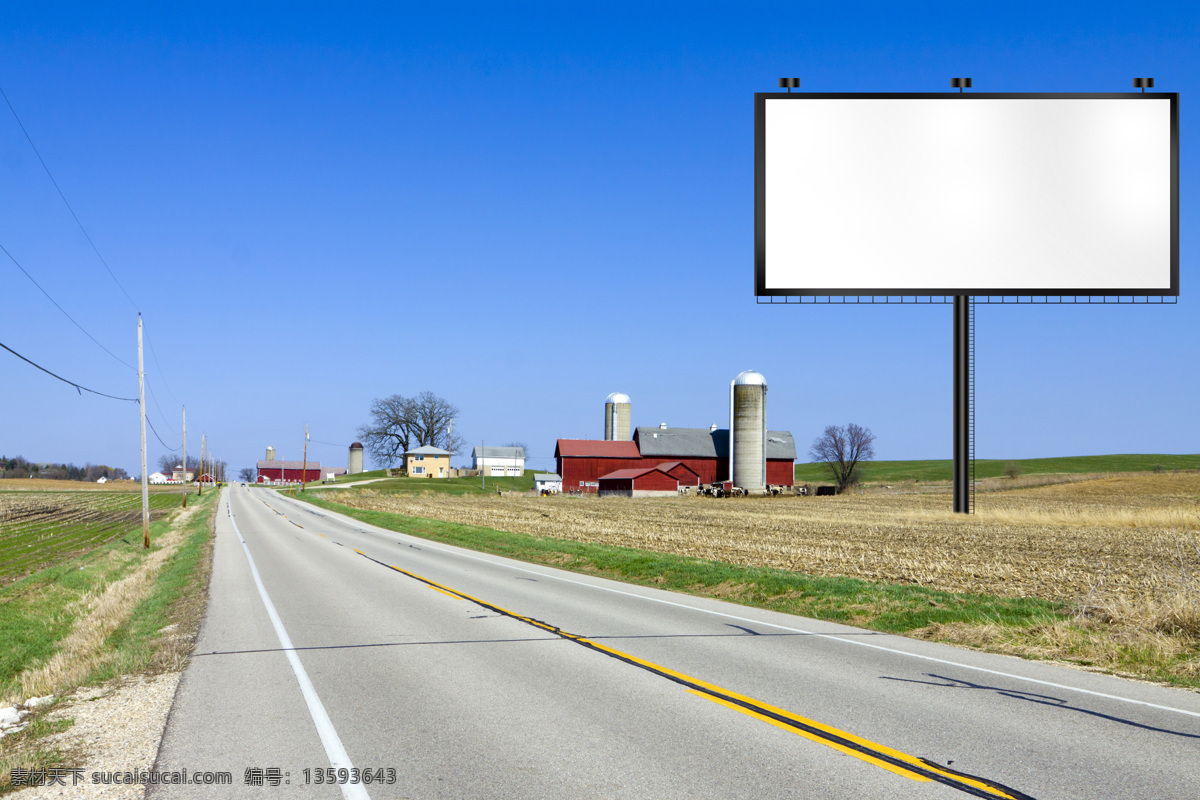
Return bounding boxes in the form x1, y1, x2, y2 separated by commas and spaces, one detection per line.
331, 473, 1200, 601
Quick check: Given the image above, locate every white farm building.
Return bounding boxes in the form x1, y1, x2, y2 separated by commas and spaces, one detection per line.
471, 446, 525, 477
533, 473, 563, 494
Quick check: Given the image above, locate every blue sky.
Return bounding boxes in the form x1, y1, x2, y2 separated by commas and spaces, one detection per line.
1, 1, 1196, 476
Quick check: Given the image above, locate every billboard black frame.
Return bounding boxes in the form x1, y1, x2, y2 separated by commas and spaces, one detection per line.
754, 92, 1180, 298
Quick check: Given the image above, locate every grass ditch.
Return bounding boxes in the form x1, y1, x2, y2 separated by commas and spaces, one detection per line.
292, 488, 1200, 691
0, 489, 218, 792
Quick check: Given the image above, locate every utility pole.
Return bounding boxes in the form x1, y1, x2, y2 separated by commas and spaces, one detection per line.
481, 439, 485, 491
138, 315, 150, 549
181, 406, 187, 508
301, 423, 309, 491
198, 434, 205, 496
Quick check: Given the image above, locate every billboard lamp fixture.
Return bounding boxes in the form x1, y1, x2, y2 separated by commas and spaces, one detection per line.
778, 78, 800, 92
950, 77, 972, 93
1133, 77, 1154, 93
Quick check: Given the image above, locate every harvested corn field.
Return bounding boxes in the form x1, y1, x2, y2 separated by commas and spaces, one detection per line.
320, 472, 1200, 603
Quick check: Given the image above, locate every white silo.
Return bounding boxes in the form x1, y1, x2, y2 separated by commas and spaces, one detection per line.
604, 392, 632, 441
265, 446, 276, 462
730, 370, 767, 493
348, 442, 364, 475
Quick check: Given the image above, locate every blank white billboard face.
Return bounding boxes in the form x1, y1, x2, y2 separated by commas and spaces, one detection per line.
756, 94, 1178, 295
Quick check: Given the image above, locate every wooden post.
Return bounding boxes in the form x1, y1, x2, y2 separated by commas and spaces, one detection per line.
301, 423, 308, 491
138, 316, 150, 548
181, 405, 187, 508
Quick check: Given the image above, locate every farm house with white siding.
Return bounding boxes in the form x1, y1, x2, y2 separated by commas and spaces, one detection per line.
472, 446, 525, 477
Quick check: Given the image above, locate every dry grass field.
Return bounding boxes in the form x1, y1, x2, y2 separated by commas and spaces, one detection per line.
323, 472, 1200, 602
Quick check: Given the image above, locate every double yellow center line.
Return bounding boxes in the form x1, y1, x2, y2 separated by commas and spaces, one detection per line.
345, 547, 1033, 799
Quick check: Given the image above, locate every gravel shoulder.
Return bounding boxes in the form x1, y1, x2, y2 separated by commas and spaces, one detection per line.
12, 674, 181, 799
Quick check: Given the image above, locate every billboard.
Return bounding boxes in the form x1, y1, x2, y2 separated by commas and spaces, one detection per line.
755, 93, 1178, 297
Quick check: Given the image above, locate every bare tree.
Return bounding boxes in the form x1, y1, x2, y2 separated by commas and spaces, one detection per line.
357, 394, 415, 466
809, 423, 876, 491
410, 391, 462, 453
358, 391, 463, 466
504, 442, 528, 459
157, 454, 201, 475
238, 467, 256, 483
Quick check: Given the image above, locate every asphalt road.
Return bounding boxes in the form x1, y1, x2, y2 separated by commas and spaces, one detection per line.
150, 485, 1200, 799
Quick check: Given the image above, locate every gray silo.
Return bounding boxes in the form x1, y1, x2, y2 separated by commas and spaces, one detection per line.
348, 442, 364, 475
604, 392, 632, 441
730, 370, 767, 493
265, 446, 276, 462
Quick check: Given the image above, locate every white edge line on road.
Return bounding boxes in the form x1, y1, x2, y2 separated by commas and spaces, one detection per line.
226, 491, 371, 800
274, 490, 1200, 721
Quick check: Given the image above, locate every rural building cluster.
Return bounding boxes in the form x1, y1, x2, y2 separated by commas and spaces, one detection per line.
554, 371, 796, 496
255, 444, 355, 484
148, 465, 217, 484
245, 371, 793, 493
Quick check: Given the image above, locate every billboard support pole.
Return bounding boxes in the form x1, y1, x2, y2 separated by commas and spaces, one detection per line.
953, 296, 971, 513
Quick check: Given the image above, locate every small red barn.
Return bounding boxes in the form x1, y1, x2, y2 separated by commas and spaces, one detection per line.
555, 440, 644, 493
598, 467, 679, 497
656, 461, 700, 487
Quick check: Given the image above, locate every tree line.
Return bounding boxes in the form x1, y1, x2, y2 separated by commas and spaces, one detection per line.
1, 455, 129, 482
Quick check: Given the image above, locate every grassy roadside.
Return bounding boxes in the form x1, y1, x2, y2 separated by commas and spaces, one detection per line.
290, 490, 1199, 690
0, 489, 218, 792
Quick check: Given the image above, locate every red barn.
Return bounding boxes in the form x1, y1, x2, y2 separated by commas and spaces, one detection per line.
634, 426, 797, 487
256, 460, 327, 484
556, 427, 795, 494
554, 440, 643, 493
657, 461, 701, 487
633, 426, 728, 484
598, 467, 679, 497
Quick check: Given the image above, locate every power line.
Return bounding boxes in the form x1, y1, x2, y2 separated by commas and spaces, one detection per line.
3, 90, 183, 413
145, 414, 180, 452
145, 376, 179, 437
143, 326, 181, 405
1, 84, 140, 313
0, 340, 138, 401
0, 241, 136, 371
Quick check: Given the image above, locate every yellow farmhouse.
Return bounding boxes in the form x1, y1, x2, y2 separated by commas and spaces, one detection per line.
405, 445, 452, 478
